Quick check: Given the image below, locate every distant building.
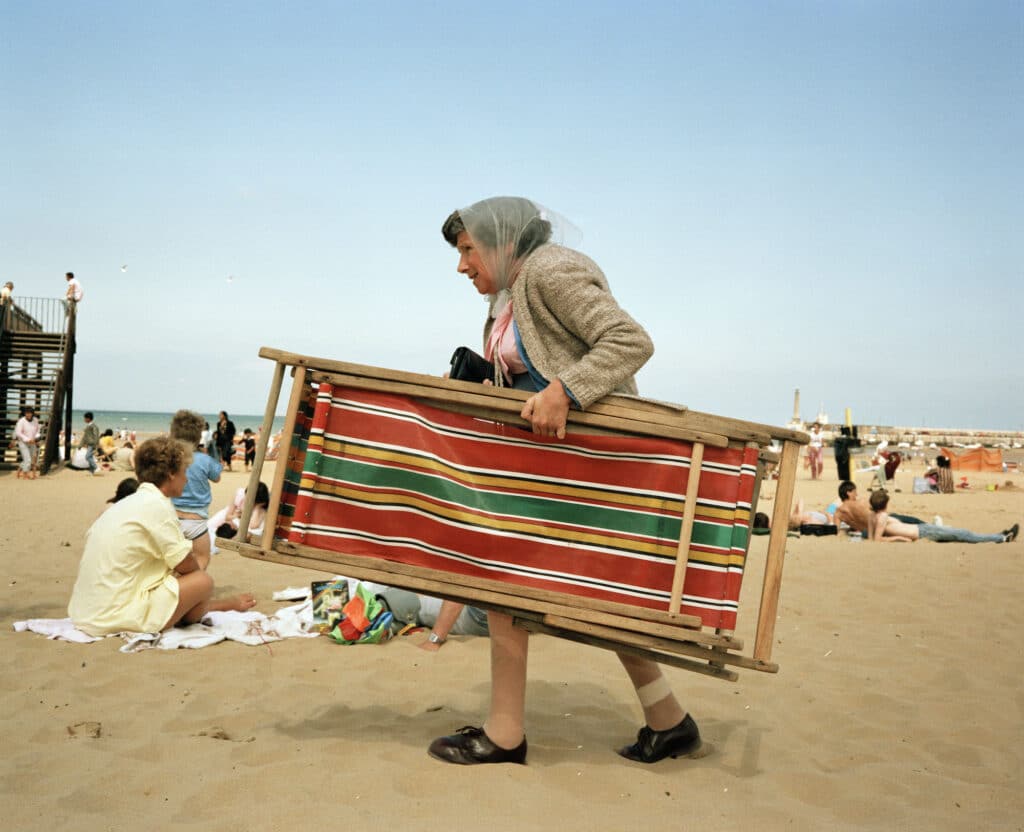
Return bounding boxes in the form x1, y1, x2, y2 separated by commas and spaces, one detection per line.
787, 388, 804, 430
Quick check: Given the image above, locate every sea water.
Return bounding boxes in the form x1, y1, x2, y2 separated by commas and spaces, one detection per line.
64, 409, 287, 437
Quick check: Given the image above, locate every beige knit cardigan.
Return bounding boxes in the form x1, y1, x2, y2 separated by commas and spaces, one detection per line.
483, 244, 654, 410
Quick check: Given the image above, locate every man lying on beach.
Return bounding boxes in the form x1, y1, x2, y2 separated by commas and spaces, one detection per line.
68, 436, 256, 637
867, 489, 1017, 544
787, 498, 833, 530
363, 585, 488, 652
834, 481, 926, 534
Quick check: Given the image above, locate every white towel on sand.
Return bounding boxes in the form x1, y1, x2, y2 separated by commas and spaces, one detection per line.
13, 618, 103, 643
14, 601, 319, 652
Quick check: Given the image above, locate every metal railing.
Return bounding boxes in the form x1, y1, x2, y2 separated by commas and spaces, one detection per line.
0, 296, 69, 335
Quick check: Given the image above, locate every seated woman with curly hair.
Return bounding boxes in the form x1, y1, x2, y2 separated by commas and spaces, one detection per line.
68, 436, 256, 636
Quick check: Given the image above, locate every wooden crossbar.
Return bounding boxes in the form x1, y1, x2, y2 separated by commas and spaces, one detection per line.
668, 441, 704, 615
259, 347, 806, 445
753, 438, 801, 661
260, 366, 306, 551
308, 370, 731, 447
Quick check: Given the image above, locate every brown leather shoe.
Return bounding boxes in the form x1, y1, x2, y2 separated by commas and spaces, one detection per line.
618, 714, 704, 763
428, 726, 527, 765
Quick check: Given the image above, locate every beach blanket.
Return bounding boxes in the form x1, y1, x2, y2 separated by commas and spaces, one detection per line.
14, 601, 319, 652
276, 383, 759, 630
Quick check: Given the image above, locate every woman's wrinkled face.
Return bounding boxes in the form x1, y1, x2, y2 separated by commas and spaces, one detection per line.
455, 231, 497, 295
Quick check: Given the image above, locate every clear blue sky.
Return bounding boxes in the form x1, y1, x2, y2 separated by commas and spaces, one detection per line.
2, 2, 1021, 430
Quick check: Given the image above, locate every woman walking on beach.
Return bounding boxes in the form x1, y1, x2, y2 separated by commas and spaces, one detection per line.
426, 196, 704, 767
15, 406, 40, 479
215, 411, 237, 471
807, 423, 824, 480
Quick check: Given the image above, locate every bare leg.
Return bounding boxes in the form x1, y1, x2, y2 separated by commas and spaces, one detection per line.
617, 653, 685, 731
191, 533, 211, 571
616, 652, 704, 763
164, 571, 256, 629
482, 611, 528, 749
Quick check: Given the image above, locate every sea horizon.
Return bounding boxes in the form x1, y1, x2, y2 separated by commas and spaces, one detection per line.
64, 409, 288, 437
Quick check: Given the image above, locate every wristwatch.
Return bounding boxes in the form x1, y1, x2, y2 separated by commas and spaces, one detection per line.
428, 631, 447, 645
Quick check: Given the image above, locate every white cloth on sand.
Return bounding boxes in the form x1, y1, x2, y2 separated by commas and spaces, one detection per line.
13, 617, 103, 643
272, 585, 312, 602
14, 601, 319, 652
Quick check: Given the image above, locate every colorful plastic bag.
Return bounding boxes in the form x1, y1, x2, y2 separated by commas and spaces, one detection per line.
328, 583, 394, 645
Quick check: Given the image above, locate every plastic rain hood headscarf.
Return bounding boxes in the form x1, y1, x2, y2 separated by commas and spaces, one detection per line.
445, 195, 580, 315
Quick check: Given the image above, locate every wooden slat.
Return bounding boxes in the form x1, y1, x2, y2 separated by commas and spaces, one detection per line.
257, 346, 807, 445
308, 370, 731, 448
539, 614, 776, 673
238, 359, 286, 539
514, 619, 739, 681
748, 441, 766, 519
668, 441, 704, 615
753, 438, 801, 662
227, 543, 751, 666
271, 538, 705, 631
225, 539, 758, 652
260, 366, 307, 551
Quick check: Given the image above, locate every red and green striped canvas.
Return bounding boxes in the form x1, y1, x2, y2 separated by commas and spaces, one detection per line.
284, 383, 758, 630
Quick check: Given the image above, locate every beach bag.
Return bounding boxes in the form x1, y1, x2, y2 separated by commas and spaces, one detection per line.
328, 583, 394, 645
799, 523, 837, 537
69, 447, 90, 469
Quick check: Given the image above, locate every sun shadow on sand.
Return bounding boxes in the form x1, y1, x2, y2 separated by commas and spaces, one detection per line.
1, 601, 70, 621
273, 702, 479, 747
271, 678, 768, 772
707, 718, 766, 778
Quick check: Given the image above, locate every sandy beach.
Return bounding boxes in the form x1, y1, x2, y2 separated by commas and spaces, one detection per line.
2, 457, 1022, 831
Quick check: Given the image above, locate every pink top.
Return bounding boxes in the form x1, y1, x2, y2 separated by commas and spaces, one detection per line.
485, 302, 527, 382
15, 416, 39, 443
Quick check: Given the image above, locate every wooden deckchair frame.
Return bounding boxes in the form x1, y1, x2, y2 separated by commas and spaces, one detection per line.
222, 347, 806, 682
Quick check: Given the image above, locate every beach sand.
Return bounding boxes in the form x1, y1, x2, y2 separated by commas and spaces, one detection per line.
2, 459, 1022, 831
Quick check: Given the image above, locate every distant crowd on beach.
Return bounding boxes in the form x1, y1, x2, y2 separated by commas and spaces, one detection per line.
753, 434, 1020, 546
22, 408, 283, 479
761, 478, 1018, 544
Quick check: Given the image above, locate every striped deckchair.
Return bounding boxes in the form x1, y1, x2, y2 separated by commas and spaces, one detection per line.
224, 348, 806, 681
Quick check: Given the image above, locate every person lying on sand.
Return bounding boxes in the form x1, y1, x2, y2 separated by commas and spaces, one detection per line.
208, 482, 270, 551
867, 489, 1017, 544
362, 585, 488, 652
787, 498, 834, 530
833, 481, 925, 534
68, 436, 256, 636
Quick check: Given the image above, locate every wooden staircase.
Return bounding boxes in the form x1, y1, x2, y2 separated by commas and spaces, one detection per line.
1, 297, 75, 475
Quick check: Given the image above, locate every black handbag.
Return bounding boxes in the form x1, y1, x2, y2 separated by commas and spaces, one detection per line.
799, 523, 837, 537
449, 346, 496, 383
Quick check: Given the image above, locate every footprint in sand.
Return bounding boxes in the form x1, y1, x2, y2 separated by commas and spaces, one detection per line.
194, 726, 255, 743
67, 721, 102, 739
